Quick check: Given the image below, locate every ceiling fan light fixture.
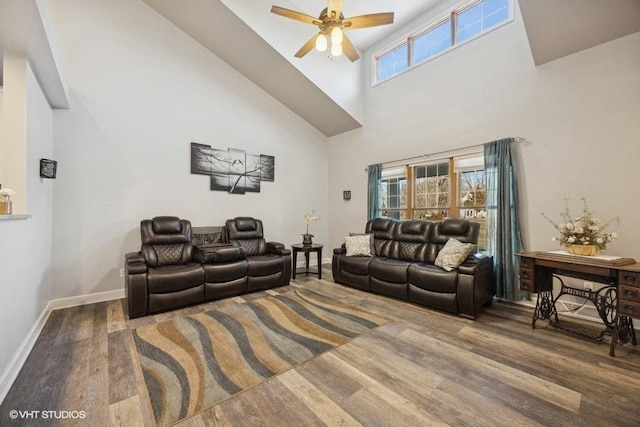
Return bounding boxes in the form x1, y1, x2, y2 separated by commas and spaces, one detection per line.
330, 26, 343, 44
315, 34, 328, 51
331, 41, 343, 57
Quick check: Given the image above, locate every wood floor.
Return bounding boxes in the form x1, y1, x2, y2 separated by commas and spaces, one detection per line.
3, 265, 640, 426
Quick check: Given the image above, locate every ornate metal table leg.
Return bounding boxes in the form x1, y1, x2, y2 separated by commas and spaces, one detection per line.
597, 286, 618, 337
533, 289, 556, 329
610, 315, 637, 356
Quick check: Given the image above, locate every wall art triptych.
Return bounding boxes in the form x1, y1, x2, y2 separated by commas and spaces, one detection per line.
190, 143, 275, 194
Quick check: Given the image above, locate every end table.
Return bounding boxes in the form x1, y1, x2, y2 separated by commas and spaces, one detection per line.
291, 243, 323, 279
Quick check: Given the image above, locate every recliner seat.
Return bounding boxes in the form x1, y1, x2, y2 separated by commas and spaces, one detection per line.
125, 216, 291, 318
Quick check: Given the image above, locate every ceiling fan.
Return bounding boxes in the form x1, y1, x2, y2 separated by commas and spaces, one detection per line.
270, 0, 394, 62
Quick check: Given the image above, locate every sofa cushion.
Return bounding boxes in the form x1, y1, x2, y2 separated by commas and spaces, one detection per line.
369, 258, 410, 283
345, 235, 374, 256
247, 254, 284, 276
434, 238, 475, 271
408, 263, 458, 293
147, 263, 204, 293
339, 255, 373, 275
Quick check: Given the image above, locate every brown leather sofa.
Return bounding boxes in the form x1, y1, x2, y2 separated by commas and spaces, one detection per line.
125, 216, 291, 318
332, 218, 494, 319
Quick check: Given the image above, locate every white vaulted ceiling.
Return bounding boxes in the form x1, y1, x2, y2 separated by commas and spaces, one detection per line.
2, 0, 639, 135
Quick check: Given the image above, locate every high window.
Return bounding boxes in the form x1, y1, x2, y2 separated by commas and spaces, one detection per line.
374, 0, 511, 84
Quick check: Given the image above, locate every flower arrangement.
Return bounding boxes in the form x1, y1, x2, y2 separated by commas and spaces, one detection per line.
0, 188, 16, 201
303, 209, 319, 236
541, 198, 619, 252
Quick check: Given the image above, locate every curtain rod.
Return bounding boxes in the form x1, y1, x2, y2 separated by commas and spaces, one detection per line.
365, 136, 525, 171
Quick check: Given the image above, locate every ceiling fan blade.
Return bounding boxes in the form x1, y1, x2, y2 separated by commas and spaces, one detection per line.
343, 12, 394, 29
342, 34, 360, 62
327, 0, 344, 20
271, 6, 321, 25
295, 33, 321, 58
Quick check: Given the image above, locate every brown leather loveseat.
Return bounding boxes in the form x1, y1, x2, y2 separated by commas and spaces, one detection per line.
125, 216, 290, 318
332, 218, 494, 319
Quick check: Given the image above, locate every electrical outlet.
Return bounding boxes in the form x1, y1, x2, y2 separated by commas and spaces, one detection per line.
119, 268, 125, 278
583, 281, 593, 291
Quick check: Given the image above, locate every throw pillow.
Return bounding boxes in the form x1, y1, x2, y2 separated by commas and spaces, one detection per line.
345, 235, 373, 257
434, 238, 474, 271
349, 232, 375, 255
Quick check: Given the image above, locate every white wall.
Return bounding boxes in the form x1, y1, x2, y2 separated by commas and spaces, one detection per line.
328, 1, 640, 265
0, 62, 53, 396
48, 0, 329, 299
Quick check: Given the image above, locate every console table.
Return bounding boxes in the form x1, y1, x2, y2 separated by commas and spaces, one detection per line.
517, 251, 640, 356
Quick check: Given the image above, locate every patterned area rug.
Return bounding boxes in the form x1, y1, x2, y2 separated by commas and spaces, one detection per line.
132, 288, 388, 426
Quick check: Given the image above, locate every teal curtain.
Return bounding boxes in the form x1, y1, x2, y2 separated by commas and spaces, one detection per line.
484, 138, 525, 300
367, 164, 382, 221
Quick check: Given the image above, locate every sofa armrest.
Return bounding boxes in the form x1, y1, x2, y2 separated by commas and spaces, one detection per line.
267, 241, 291, 256
125, 252, 147, 274
334, 247, 346, 255
457, 253, 492, 275
195, 244, 246, 263
125, 252, 148, 319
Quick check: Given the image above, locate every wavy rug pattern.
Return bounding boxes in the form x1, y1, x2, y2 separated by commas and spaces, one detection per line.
132, 288, 388, 426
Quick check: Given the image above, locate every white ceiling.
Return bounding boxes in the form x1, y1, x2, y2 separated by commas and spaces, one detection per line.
2, 0, 639, 135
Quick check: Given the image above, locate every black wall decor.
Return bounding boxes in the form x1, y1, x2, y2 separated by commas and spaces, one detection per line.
40, 159, 57, 179
343, 190, 351, 200
191, 143, 275, 194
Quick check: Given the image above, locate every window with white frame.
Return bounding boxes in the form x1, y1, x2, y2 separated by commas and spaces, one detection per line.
374, 0, 511, 84
380, 168, 407, 220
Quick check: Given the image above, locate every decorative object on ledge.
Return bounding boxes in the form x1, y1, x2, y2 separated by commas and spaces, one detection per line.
40, 158, 57, 178
0, 187, 16, 214
566, 244, 598, 256
302, 209, 319, 245
190, 143, 275, 194
343, 190, 351, 200
542, 197, 620, 255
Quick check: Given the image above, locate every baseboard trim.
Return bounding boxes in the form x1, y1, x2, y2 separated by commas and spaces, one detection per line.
0, 288, 124, 404
48, 289, 125, 311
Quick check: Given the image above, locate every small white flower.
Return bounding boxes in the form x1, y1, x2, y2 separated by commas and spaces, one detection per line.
588, 225, 600, 232
565, 223, 574, 230
551, 237, 558, 241
610, 232, 618, 239
596, 237, 604, 244
592, 218, 601, 224
574, 227, 584, 234
567, 236, 576, 243
0, 188, 16, 198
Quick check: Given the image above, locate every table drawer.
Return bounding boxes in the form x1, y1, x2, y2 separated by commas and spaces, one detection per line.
619, 271, 640, 288
619, 300, 640, 318
620, 285, 640, 303
519, 268, 534, 281
520, 278, 535, 292
520, 257, 534, 269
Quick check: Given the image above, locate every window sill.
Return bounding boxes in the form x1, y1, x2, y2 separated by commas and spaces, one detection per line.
0, 214, 32, 221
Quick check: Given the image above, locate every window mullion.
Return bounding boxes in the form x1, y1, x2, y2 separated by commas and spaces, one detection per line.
406, 165, 414, 219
